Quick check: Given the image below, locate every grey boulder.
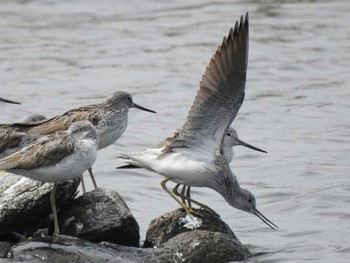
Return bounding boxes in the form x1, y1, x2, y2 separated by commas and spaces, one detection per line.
146, 209, 251, 263
0, 171, 80, 237
56, 188, 140, 247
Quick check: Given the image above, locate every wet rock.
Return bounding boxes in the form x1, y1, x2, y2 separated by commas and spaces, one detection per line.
7, 235, 153, 263
2, 231, 250, 263
0, 241, 13, 258
143, 208, 237, 248
145, 209, 251, 262
154, 230, 251, 263
56, 188, 140, 247
0, 232, 24, 258
0, 174, 251, 262
0, 172, 80, 237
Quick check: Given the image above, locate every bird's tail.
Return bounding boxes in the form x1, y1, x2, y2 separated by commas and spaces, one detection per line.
117, 164, 141, 169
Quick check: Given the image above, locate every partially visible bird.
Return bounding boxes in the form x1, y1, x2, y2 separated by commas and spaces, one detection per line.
22, 114, 47, 123
0, 97, 20, 105
1, 91, 156, 190
0, 115, 47, 160
0, 120, 99, 236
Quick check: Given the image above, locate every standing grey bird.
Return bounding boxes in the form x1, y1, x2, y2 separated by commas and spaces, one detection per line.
0, 121, 99, 236
2, 91, 156, 191
118, 13, 277, 229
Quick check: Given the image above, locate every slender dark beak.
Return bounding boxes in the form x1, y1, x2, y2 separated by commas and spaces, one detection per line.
0, 97, 20, 105
254, 208, 278, 230
131, 102, 156, 113
237, 139, 267, 153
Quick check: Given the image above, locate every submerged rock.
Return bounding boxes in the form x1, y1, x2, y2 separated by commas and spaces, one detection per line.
0, 172, 80, 237
8, 235, 153, 263
154, 230, 251, 263
6, 229, 249, 263
56, 188, 140, 247
0, 241, 14, 258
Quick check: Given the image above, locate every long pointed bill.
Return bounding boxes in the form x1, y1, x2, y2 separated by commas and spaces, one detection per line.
254, 209, 278, 230
132, 102, 156, 113
237, 139, 267, 153
0, 97, 20, 105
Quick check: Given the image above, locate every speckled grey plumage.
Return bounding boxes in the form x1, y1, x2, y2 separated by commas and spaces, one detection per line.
3, 91, 155, 150
0, 114, 47, 159
0, 121, 99, 235
0, 129, 42, 159
0, 92, 155, 190
0, 121, 98, 180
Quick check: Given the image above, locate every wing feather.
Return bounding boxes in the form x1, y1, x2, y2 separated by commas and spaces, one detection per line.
1, 104, 102, 135
162, 13, 249, 155
0, 134, 75, 171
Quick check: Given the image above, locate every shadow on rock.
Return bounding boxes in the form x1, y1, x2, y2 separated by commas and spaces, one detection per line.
54, 188, 140, 247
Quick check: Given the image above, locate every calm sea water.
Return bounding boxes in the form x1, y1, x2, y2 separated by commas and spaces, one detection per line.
1, 0, 349, 262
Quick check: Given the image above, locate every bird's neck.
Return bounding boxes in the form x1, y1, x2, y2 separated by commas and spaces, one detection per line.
212, 158, 241, 198
222, 146, 234, 163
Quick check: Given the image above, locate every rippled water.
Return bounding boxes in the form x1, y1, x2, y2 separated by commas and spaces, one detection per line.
1, 0, 349, 262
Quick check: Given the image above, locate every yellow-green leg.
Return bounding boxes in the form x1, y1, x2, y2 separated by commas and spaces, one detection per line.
161, 178, 201, 217
179, 184, 192, 207
88, 167, 98, 189
50, 183, 60, 236
173, 184, 219, 216
184, 185, 193, 208
81, 174, 86, 194
177, 183, 186, 205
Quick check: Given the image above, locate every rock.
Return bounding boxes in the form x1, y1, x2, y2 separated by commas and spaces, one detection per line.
0, 172, 80, 237
0, 175, 252, 262
56, 188, 140, 247
0, 241, 14, 258
143, 208, 237, 248
7, 235, 153, 263
144, 209, 251, 262
4, 230, 250, 263
154, 230, 251, 263
0, 232, 24, 258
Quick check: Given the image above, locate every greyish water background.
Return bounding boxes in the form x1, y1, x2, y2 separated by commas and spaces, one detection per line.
1, 0, 349, 262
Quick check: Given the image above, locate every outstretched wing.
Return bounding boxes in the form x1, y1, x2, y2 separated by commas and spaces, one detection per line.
162, 13, 249, 156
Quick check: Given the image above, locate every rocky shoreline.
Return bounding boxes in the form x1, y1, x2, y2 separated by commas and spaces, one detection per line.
0, 171, 252, 263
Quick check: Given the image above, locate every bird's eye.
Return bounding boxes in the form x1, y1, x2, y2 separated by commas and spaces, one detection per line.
248, 199, 252, 203
226, 133, 231, 136
126, 96, 132, 101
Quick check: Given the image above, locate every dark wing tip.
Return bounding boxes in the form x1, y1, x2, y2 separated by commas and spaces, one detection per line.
0, 97, 21, 105
116, 164, 141, 169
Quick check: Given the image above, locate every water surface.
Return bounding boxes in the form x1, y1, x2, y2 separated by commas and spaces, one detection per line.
1, 0, 349, 262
